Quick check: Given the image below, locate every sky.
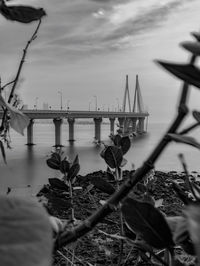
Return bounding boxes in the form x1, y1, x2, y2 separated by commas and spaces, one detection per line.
1, 0, 200, 123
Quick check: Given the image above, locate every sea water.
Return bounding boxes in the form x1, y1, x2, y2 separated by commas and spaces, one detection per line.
0, 121, 200, 194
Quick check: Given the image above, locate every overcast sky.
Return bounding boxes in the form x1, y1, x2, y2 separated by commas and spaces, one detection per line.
1, 0, 200, 122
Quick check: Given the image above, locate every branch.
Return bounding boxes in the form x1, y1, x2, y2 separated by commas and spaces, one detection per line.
55, 55, 197, 248
1, 79, 15, 91
0, 19, 42, 130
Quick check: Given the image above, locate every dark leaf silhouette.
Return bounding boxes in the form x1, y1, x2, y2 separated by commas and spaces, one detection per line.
90, 176, 115, 195
113, 134, 121, 146
122, 198, 174, 249
0, 196, 52, 266
60, 160, 70, 174
73, 154, 79, 165
48, 178, 68, 191
0, 1, 46, 23
157, 61, 200, 89
184, 203, 200, 260
181, 41, 200, 56
168, 133, 200, 149
173, 216, 195, 255
193, 110, 200, 123
0, 140, 6, 164
123, 222, 136, 240
51, 153, 61, 163
191, 31, 200, 42
103, 146, 123, 169
46, 158, 60, 170
120, 136, 131, 155
68, 163, 80, 180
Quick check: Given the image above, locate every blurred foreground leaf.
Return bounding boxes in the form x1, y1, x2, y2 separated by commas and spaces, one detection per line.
157, 61, 200, 89
181, 41, 200, 56
0, 196, 52, 266
168, 133, 200, 149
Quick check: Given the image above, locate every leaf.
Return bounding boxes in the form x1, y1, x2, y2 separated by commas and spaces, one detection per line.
68, 163, 80, 180
191, 31, 200, 42
46, 158, 60, 170
121, 198, 174, 249
181, 41, 200, 56
73, 154, 79, 165
51, 153, 61, 163
0, 95, 30, 135
0, 2, 46, 23
90, 176, 115, 195
0, 196, 52, 266
60, 160, 70, 174
106, 167, 115, 181
168, 133, 200, 149
157, 61, 200, 89
0, 140, 6, 164
103, 146, 123, 169
172, 216, 195, 255
184, 203, 200, 259
193, 110, 200, 123
113, 134, 121, 146
120, 136, 131, 155
48, 178, 68, 191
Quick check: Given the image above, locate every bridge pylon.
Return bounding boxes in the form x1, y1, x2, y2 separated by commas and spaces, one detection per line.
122, 75, 131, 112
132, 74, 145, 113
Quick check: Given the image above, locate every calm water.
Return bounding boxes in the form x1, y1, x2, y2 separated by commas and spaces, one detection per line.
1, 121, 200, 194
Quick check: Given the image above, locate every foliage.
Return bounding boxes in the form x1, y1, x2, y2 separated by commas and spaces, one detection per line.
2, 6, 200, 266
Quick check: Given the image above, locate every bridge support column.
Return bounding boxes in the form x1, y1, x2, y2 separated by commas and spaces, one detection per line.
131, 118, 137, 132
68, 118, 75, 142
118, 117, 125, 128
26, 119, 34, 146
109, 118, 115, 135
53, 118, 63, 147
137, 118, 145, 134
94, 118, 102, 142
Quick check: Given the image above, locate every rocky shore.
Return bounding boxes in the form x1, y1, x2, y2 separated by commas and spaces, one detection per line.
37, 170, 199, 266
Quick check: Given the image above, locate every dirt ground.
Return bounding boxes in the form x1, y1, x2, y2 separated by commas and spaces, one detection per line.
37, 170, 199, 266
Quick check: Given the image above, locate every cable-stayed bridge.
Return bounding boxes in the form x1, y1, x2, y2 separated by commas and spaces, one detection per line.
0, 75, 149, 146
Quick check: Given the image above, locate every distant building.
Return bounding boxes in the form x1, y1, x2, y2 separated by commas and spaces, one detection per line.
43, 102, 49, 110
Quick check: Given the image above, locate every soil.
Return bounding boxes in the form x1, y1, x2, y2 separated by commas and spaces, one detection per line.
37, 170, 200, 266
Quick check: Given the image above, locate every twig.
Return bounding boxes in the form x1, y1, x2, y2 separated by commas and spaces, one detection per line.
1, 79, 15, 91
179, 121, 200, 135
55, 37, 197, 250
0, 19, 42, 130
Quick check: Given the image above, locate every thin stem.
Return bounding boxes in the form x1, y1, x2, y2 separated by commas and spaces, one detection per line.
68, 180, 75, 222
0, 19, 42, 130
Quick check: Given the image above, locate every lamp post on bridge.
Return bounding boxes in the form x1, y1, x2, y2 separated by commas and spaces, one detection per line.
89, 101, 91, 111
116, 98, 120, 111
93, 95, 97, 111
67, 100, 70, 110
34, 97, 38, 110
58, 90, 63, 110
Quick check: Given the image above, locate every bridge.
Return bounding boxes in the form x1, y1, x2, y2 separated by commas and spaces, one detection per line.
1, 75, 149, 146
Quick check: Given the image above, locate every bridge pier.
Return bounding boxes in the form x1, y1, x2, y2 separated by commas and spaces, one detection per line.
131, 118, 137, 132
26, 119, 34, 146
137, 117, 145, 134
68, 118, 75, 142
53, 118, 63, 147
118, 117, 125, 128
94, 118, 102, 142
109, 118, 115, 135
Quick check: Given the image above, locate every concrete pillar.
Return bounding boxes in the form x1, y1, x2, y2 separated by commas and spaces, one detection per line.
68, 118, 75, 142
118, 117, 125, 128
26, 119, 34, 146
131, 118, 137, 132
94, 118, 102, 142
53, 118, 63, 147
137, 117, 145, 134
109, 118, 115, 135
